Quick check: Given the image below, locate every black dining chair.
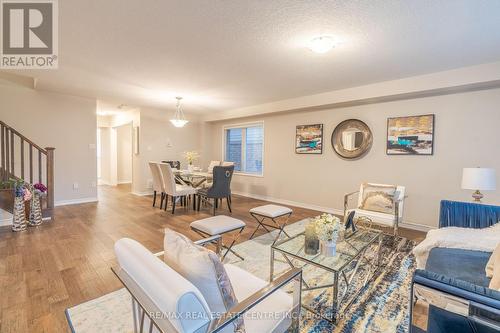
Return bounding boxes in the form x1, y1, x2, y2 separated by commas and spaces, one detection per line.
197, 165, 234, 215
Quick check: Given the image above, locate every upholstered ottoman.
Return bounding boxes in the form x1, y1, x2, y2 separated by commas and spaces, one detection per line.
249, 204, 293, 245
190, 215, 246, 260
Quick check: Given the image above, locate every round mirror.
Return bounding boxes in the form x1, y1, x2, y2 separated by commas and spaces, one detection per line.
331, 119, 373, 159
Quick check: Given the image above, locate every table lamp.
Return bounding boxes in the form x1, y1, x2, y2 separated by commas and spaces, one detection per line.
461, 167, 496, 202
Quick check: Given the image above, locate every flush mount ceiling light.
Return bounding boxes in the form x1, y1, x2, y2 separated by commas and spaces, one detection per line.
308, 36, 336, 54
170, 96, 189, 128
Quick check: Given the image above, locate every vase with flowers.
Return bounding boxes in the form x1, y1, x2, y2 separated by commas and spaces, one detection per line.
313, 213, 341, 257
29, 183, 47, 227
183, 151, 200, 173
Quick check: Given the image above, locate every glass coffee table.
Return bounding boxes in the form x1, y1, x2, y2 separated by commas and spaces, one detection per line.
270, 228, 383, 323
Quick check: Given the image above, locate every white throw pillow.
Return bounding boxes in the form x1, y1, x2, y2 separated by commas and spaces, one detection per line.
163, 229, 244, 332
360, 183, 397, 214
490, 246, 500, 290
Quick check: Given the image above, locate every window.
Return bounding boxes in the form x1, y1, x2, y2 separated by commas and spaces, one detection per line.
224, 123, 264, 175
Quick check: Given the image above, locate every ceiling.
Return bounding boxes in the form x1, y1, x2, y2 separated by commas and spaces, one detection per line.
5, 0, 500, 114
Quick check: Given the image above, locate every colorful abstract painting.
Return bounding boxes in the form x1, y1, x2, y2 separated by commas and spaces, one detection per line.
296, 124, 323, 154
387, 115, 435, 155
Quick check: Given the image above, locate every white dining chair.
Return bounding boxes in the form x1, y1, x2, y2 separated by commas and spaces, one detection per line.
158, 163, 197, 214
148, 162, 166, 209
207, 160, 221, 173
221, 161, 235, 167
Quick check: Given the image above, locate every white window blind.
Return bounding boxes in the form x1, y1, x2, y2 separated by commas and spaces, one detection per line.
224, 123, 263, 175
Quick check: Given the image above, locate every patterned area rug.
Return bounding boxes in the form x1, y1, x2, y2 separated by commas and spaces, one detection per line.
66, 219, 416, 333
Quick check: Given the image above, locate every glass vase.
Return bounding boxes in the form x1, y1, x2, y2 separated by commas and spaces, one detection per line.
304, 222, 319, 255
320, 240, 337, 257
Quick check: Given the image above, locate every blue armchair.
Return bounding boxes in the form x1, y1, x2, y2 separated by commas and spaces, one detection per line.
410, 200, 500, 333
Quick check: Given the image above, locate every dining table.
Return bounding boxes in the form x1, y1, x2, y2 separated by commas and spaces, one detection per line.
173, 169, 212, 188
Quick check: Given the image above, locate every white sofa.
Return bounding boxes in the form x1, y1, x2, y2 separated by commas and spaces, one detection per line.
114, 237, 302, 333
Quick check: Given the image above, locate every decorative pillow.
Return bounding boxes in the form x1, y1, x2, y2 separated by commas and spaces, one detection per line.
163, 229, 245, 332
486, 242, 500, 278
360, 183, 397, 214
490, 248, 500, 290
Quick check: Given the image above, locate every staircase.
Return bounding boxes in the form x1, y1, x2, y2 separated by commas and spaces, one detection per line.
0, 121, 55, 222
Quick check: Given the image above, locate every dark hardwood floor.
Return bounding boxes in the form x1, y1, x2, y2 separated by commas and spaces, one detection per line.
0, 184, 425, 332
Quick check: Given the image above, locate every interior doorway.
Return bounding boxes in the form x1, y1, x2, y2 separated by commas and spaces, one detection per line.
116, 123, 133, 185
96, 122, 133, 192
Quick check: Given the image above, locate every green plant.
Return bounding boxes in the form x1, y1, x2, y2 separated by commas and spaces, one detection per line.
0, 178, 24, 190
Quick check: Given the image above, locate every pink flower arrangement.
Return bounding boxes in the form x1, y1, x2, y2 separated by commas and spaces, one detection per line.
23, 188, 32, 201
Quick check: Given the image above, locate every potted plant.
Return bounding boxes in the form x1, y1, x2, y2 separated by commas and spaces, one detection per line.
183, 151, 200, 173
313, 213, 341, 256
0, 179, 15, 213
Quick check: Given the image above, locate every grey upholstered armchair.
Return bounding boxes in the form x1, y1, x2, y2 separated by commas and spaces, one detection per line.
197, 165, 234, 215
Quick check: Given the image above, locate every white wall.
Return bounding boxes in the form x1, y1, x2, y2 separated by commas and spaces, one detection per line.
98, 127, 111, 184
207, 88, 500, 229
116, 124, 132, 184
0, 84, 98, 205
133, 107, 202, 195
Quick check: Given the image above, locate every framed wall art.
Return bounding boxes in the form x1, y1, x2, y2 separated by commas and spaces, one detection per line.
387, 114, 435, 155
295, 124, 323, 154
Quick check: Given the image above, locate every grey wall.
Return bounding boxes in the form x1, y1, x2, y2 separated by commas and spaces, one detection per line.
208, 88, 500, 228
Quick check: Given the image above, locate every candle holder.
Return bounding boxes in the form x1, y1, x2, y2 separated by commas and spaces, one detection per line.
304, 221, 319, 255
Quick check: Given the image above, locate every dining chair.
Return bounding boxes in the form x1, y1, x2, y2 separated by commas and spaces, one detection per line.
202, 161, 220, 189
158, 163, 197, 214
207, 160, 221, 173
162, 160, 181, 170
148, 162, 166, 209
162, 160, 184, 184
221, 161, 235, 167
197, 165, 234, 215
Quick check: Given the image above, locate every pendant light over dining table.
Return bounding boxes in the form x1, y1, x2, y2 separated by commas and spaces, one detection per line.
170, 96, 189, 128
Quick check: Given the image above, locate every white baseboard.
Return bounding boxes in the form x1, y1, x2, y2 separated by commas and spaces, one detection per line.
232, 191, 343, 215
232, 191, 434, 232
132, 191, 154, 197
399, 221, 434, 232
117, 181, 132, 185
55, 197, 98, 207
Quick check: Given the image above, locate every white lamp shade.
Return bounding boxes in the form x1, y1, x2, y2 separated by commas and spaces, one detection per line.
461, 168, 496, 191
